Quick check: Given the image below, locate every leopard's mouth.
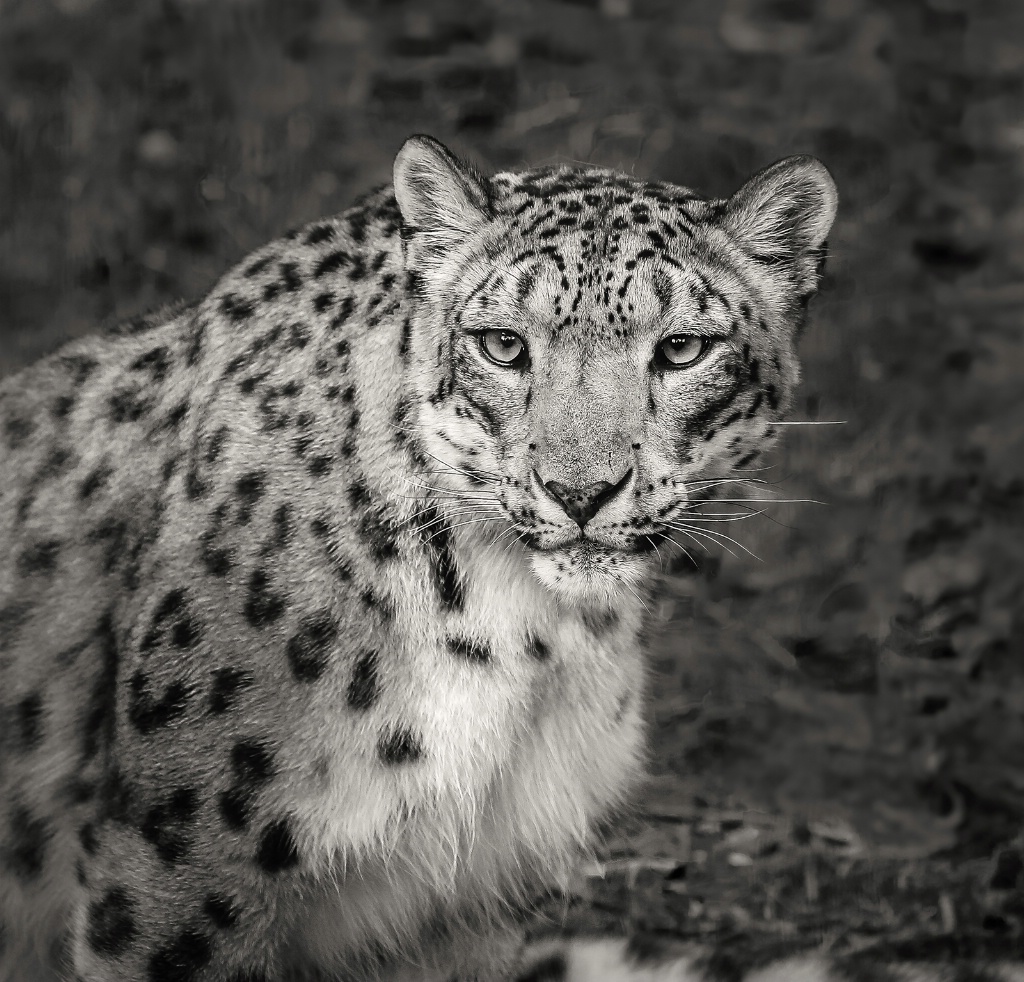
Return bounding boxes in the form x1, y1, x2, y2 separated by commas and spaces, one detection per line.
522, 529, 666, 560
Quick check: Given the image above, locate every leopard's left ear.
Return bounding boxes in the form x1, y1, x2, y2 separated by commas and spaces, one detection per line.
393, 135, 491, 251
720, 155, 837, 290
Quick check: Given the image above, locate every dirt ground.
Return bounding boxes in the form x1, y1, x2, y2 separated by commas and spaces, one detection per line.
1, 0, 1022, 962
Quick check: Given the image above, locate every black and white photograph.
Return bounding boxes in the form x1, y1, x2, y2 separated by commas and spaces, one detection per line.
1, 2, 1021, 979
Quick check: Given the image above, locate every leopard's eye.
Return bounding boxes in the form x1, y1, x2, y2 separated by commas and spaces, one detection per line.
480, 329, 529, 369
655, 335, 708, 368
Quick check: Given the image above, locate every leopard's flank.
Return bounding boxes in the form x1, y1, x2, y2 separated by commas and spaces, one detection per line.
0, 136, 838, 981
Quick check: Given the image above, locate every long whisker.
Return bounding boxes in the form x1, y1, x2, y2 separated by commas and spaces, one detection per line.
405, 507, 500, 535
422, 516, 505, 545
401, 478, 495, 499
622, 581, 651, 616
661, 536, 698, 569
666, 522, 762, 562
415, 446, 500, 484
677, 511, 765, 522
666, 527, 713, 557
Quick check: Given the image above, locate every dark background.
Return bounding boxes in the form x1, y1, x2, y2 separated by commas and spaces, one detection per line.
2, 0, 1022, 959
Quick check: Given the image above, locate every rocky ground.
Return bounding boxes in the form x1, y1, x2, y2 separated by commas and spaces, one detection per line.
1, 0, 1022, 962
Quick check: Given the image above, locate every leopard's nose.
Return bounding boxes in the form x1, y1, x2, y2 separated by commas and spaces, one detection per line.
540, 470, 632, 528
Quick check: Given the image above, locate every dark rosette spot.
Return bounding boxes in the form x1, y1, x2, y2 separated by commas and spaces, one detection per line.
377, 726, 423, 766
3, 806, 51, 880
286, 614, 337, 682
141, 787, 200, 864
346, 650, 380, 710
243, 569, 287, 627
209, 668, 253, 714
255, 819, 300, 873
87, 886, 137, 956
148, 929, 213, 982
447, 637, 491, 663
127, 672, 188, 734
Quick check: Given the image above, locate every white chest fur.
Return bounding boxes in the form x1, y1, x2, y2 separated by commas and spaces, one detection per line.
290, 529, 647, 969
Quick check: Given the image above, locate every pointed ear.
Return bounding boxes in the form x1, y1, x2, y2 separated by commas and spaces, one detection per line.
721, 155, 837, 287
393, 135, 491, 250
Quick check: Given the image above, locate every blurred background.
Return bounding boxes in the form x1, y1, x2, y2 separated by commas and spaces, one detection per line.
1, 0, 1022, 959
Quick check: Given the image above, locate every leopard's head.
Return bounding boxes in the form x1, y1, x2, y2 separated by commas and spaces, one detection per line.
394, 136, 837, 604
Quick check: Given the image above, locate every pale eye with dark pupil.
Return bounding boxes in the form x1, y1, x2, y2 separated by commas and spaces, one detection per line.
481, 329, 527, 366
658, 335, 706, 367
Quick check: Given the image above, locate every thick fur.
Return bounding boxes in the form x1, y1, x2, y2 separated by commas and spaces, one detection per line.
0, 137, 835, 980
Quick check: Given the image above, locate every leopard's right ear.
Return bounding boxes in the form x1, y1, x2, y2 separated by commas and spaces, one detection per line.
393, 135, 491, 250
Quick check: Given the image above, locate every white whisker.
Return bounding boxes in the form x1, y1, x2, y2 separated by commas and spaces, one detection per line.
666, 522, 762, 562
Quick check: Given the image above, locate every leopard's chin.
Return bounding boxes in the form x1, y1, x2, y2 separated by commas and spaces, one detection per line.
528, 541, 651, 606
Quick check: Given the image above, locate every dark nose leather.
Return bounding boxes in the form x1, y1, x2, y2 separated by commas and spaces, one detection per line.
542, 471, 631, 528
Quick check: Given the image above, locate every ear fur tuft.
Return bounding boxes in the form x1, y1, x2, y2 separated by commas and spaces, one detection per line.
722, 155, 837, 287
393, 135, 490, 248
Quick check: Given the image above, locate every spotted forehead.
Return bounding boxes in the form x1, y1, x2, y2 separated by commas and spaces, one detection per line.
472, 167, 733, 342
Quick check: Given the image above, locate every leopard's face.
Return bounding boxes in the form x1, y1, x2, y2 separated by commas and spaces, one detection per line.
395, 141, 836, 602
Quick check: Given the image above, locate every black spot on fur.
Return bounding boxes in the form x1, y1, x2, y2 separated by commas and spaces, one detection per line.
235, 471, 265, 525
205, 426, 230, 463
209, 668, 253, 714
131, 346, 171, 382
221, 293, 254, 322
347, 479, 370, 509
243, 569, 286, 627
52, 393, 75, 418
232, 741, 275, 784
15, 692, 44, 751
417, 507, 464, 612
4, 415, 34, 449
288, 322, 310, 349
127, 672, 188, 735
200, 504, 235, 577
346, 650, 380, 710
244, 255, 275, 278
447, 637, 491, 663
18, 539, 61, 576
184, 462, 210, 500
78, 823, 98, 854
358, 510, 402, 561
361, 588, 395, 622
108, 387, 154, 423
517, 952, 568, 982
87, 887, 137, 957
148, 929, 213, 982
218, 790, 250, 830
398, 316, 412, 358
313, 291, 334, 312
140, 588, 201, 654
286, 614, 337, 682
2, 806, 50, 881
266, 503, 293, 552
203, 894, 239, 930
79, 465, 112, 500
255, 819, 300, 873
279, 261, 302, 292
82, 613, 119, 759
305, 224, 336, 245
141, 787, 199, 864
315, 250, 350, 278
218, 742, 276, 831
347, 254, 366, 281
377, 727, 423, 765
528, 636, 551, 661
